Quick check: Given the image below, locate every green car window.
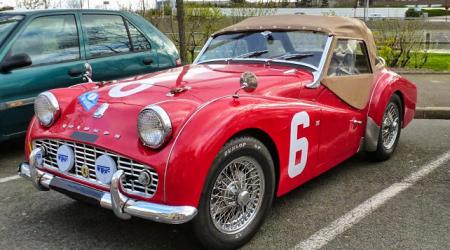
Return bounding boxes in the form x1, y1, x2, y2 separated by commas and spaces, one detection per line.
8, 15, 80, 66
126, 20, 151, 52
83, 14, 131, 58
0, 14, 23, 46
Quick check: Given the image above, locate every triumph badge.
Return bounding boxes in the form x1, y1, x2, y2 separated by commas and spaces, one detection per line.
80, 165, 90, 178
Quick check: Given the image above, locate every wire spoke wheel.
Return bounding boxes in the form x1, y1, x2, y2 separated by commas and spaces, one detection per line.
209, 156, 265, 234
381, 103, 400, 150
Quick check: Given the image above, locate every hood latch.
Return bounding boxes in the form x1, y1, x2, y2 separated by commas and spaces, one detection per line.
166, 86, 191, 97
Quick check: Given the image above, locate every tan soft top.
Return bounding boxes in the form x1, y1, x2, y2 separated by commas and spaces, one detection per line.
214, 15, 382, 110
213, 15, 377, 64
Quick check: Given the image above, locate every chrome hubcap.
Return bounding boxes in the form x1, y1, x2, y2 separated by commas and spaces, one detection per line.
209, 156, 265, 234
381, 103, 400, 150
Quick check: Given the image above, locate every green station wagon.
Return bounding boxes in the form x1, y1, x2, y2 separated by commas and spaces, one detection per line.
0, 9, 179, 142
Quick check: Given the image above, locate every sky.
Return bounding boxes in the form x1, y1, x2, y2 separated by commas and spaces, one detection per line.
0, 0, 238, 10
0, 0, 160, 9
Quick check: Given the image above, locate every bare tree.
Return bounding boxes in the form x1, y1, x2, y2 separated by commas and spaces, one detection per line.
176, 0, 187, 64
16, 0, 44, 9
141, 0, 146, 15
66, 0, 83, 8
116, 0, 134, 11
229, 2, 277, 24
42, 0, 51, 8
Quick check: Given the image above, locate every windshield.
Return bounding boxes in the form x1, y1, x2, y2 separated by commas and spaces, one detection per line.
0, 14, 23, 46
196, 30, 329, 69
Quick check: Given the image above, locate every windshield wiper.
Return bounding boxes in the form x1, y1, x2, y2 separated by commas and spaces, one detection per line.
234, 50, 269, 59
273, 53, 314, 61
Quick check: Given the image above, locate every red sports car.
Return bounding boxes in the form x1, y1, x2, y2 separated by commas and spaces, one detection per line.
19, 15, 416, 249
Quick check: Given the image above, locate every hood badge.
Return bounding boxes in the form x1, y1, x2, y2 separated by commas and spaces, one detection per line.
167, 86, 191, 97
94, 103, 109, 118
61, 124, 120, 140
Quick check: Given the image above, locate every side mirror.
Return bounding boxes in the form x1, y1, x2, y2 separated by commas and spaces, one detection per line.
376, 56, 386, 66
1, 53, 32, 72
240, 72, 258, 92
233, 72, 258, 98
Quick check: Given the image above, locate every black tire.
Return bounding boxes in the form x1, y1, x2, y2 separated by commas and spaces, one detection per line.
193, 136, 275, 250
368, 94, 403, 161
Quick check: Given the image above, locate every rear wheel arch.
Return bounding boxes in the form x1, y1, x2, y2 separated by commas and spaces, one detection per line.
365, 91, 403, 152
393, 90, 405, 126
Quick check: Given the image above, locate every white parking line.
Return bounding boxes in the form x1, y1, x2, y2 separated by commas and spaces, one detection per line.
0, 175, 21, 184
293, 151, 450, 250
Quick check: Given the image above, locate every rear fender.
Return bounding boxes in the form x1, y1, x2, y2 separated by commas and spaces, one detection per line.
365, 70, 417, 151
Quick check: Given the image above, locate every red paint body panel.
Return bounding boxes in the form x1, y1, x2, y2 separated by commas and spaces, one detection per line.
26, 63, 417, 207
368, 69, 417, 127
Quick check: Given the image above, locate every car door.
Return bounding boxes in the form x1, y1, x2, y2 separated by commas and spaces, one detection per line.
0, 13, 86, 139
80, 13, 158, 81
315, 39, 373, 170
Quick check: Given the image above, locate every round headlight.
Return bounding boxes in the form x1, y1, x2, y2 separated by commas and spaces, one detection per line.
138, 105, 172, 149
34, 92, 60, 127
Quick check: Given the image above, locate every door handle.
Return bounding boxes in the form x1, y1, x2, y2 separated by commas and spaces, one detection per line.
350, 119, 363, 125
68, 68, 83, 77
143, 57, 153, 65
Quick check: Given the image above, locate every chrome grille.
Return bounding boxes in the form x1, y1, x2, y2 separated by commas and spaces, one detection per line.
34, 139, 158, 197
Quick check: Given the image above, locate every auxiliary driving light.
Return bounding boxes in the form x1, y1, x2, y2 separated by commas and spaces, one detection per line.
138, 170, 153, 187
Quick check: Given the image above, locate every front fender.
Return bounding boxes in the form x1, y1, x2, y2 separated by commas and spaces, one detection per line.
164, 95, 322, 207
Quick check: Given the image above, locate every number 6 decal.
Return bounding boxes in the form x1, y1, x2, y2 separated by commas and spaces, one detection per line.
288, 111, 310, 178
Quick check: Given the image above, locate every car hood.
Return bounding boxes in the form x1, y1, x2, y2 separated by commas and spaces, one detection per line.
89, 63, 313, 107
42, 63, 313, 152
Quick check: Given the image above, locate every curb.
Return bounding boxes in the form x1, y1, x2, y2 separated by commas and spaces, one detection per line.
414, 107, 450, 119
396, 71, 450, 75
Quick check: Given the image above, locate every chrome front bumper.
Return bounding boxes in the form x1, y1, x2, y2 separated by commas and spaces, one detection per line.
18, 148, 197, 224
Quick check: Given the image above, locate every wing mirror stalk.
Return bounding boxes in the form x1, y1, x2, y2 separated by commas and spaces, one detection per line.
83, 63, 93, 82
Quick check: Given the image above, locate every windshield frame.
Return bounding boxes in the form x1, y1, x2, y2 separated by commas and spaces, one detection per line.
194, 31, 329, 70
194, 32, 334, 88
197, 57, 319, 71
0, 14, 24, 47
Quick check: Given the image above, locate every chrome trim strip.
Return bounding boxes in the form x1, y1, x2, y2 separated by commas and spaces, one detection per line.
306, 35, 334, 89
196, 57, 318, 71
19, 159, 197, 224
193, 37, 213, 64
0, 97, 35, 111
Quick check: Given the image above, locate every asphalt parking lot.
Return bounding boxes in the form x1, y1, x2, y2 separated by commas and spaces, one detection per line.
0, 119, 449, 250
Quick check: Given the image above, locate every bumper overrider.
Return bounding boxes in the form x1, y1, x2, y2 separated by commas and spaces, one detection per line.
19, 148, 197, 224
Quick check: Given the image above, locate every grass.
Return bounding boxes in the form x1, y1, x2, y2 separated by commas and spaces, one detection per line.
405, 53, 450, 71
422, 9, 450, 17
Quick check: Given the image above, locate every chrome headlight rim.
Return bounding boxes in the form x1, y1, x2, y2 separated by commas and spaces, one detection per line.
138, 105, 172, 149
34, 91, 60, 127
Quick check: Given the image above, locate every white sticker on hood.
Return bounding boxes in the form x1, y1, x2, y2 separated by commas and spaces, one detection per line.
108, 81, 154, 98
